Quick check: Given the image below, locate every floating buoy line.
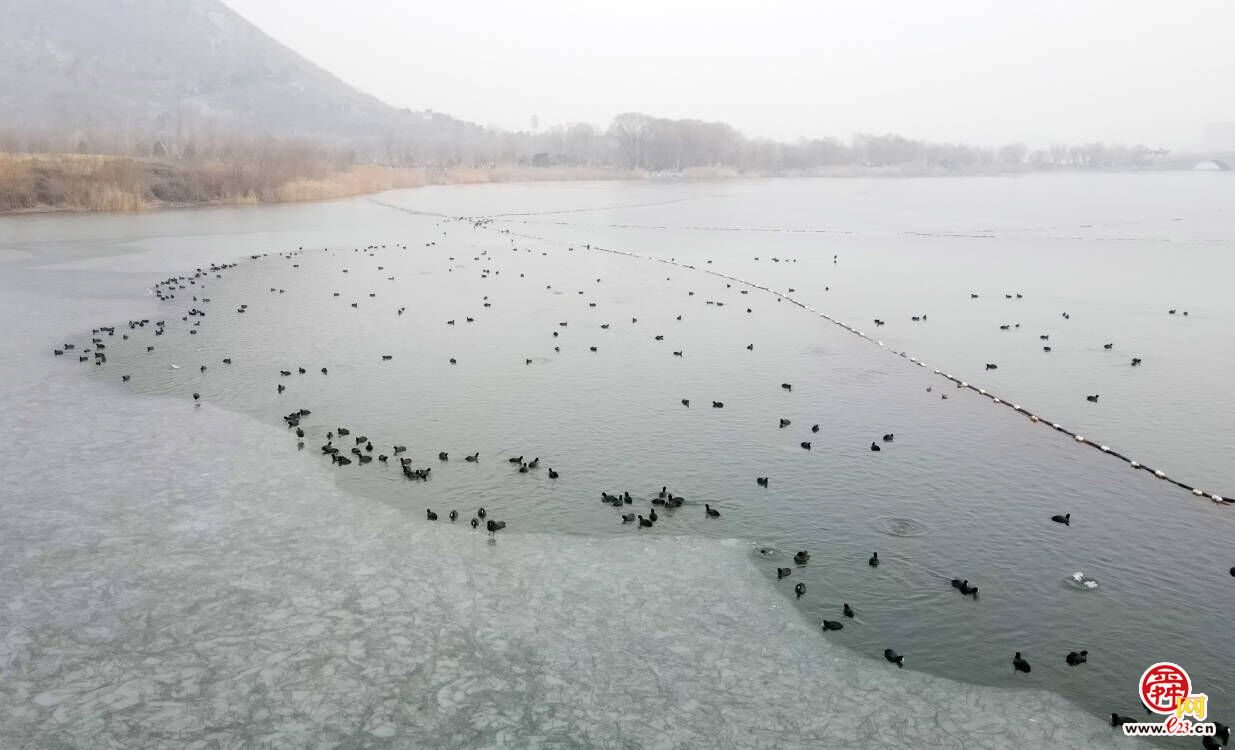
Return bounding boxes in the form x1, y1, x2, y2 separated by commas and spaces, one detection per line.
376, 199, 1233, 507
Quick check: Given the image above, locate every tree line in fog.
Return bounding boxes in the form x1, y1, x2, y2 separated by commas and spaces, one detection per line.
1, 111, 1163, 174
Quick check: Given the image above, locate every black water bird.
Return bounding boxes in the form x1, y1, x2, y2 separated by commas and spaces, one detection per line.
621, 514, 635, 523
801, 442, 811, 450
811, 424, 819, 433
477, 507, 486, 519
1110, 714, 1135, 727
638, 515, 653, 528
1051, 513, 1071, 525
486, 519, 506, 535
779, 418, 791, 428
548, 468, 559, 478
843, 603, 854, 618
781, 383, 792, 391
1086, 394, 1100, 403
794, 551, 810, 564
649, 508, 658, 522
681, 399, 690, 407
869, 552, 880, 567
508, 455, 523, 464
1013, 652, 1031, 673
756, 477, 769, 487
425, 509, 438, 521
870, 442, 881, 452
795, 582, 805, 598
822, 620, 844, 631
438, 452, 449, 460
884, 649, 904, 667
705, 504, 720, 518
471, 518, 479, 529
777, 568, 791, 579
882, 433, 894, 442
466, 452, 479, 462
712, 401, 724, 408
1066, 650, 1088, 666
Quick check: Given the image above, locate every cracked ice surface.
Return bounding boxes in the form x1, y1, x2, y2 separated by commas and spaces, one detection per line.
0, 383, 1141, 749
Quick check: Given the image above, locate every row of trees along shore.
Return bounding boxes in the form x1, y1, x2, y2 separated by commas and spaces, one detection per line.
1, 113, 1167, 211
3, 111, 1164, 172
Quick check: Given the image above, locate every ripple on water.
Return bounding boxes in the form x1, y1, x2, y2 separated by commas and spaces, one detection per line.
873, 516, 930, 538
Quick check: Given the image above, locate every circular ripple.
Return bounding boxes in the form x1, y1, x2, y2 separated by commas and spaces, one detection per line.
873, 516, 930, 537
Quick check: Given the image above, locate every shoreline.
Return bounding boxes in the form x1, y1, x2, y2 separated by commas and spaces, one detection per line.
1, 155, 1196, 218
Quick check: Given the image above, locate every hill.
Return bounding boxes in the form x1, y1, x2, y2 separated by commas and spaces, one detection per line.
0, 0, 478, 157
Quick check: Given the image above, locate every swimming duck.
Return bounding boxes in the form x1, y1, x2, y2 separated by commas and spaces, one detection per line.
621, 514, 635, 523
869, 552, 880, 567
884, 649, 904, 667
811, 424, 819, 433
843, 603, 854, 618
870, 442, 881, 452
801, 441, 811, 450
508, 455, 523, 464
795, 582, 805, 598
882, 433, 894, 442
465, 453, 479, 462
705, 504, 720, 518
425, 509, 438, 521
486, 520, 506, 535
756, 477, 769, 487
1086, 394, 1099, 403
821, 620, 844, 631
1051, 513, 1071, 525
712, 401, 724, 408
1066, 650, 1088, 666
681, 399, 690, 407
777, 568, 791, 579
477, 508, 486, 519
548, 468, 559, 478
779, 418, 791, 428
1013, 652, 1031, 673
438, 452, 448, 460
794, 551, 810, 564
638, 515, 653, 528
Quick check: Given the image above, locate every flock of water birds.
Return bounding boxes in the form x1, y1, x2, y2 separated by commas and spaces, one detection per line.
51, 218, 1234, 745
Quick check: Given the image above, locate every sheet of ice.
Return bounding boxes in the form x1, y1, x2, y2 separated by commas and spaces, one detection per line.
0, 380, 1139, 749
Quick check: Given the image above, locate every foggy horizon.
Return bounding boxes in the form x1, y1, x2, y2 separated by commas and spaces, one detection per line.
227, 0, 1235, 150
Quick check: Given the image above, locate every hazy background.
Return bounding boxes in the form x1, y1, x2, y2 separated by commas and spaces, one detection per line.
228, 0, 1235, 149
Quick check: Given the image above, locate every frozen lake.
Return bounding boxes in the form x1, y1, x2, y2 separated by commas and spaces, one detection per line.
5, 173, 1232, 747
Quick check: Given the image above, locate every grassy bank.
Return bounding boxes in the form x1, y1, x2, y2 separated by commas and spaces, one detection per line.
0, 153, 642, 214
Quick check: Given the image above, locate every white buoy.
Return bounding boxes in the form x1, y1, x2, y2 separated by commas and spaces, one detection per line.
979, 389, 987, 395
1100, 445, 1110, 452
1193, 489, 1204, 496
1030, 415, 1040, 423
1052, 423, 1062, 430
1131, 461, 1141, 468
1154, 470, 1166, 478
170, 364, 180, 369
993, 398, 1002, 404
1213, 495, 1225, 503
1075, 435, 1085, 442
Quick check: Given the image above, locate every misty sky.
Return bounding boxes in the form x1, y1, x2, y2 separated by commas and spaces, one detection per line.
227, 0, 1235, 149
